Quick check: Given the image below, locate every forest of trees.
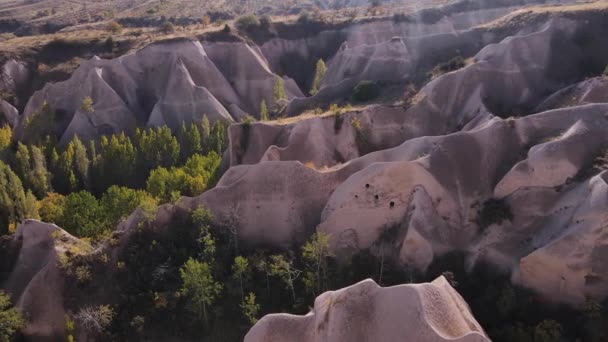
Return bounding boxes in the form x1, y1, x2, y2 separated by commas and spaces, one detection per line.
0, 116, 228, 239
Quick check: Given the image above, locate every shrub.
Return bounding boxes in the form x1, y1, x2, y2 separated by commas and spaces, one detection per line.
429, 56, 466, 78
0, 291, 24, 341
160, 22, 175, 34
352, 80, 380, 102
80, 96, 94, 113
235, 14, 260, 32
603, 64, 608, 76
106, 21, 123, 34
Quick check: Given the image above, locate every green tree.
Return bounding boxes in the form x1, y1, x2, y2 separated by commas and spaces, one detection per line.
534, 320, 563, 342
28, 145, 51, 197
71, 136, 90, 190
135, 126, 180, 174
192, 207, 216, 262
100, 186, 156, 226
201, 115, 211, 142
0, 125, 10, 153
146, 152, 220, 202
0, 291, 25, 342
179, 258, 222, 326
269, 255, 300, 304
208, 120, 228, 155
14, 142, 32, 187
310, 59, 327, 95
301, 232, 332, 295
259, 99, 269, 121
273, 77, 287, 112
241, 292, 260, 325
232, 256, 249, 305
55, 142, 77, 193
0, 161, 29, 235
38, 192, 65, 224
23, 191, 39, 221
180, 122, 202, 162
95, 133, 136, 191
59, 191, 105, 238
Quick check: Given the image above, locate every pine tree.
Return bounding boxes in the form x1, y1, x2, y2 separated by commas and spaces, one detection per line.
201, 115, 211, 153
29, 145, 51, 197
0, 161, 29, 235
96, 133, 137, 191
180, 122, 202, 161
71, 136, 90, 190
210, 120, 227, 155
260, 99, 269, 121
0, 125, 11, 155
273, 76, 287, 112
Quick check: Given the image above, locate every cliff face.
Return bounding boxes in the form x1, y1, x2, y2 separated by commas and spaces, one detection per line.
185, 6, 608, 305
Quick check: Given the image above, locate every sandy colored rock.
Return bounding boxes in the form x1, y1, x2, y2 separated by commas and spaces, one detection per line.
245, 276, 489, 342
1, 220, 83, 340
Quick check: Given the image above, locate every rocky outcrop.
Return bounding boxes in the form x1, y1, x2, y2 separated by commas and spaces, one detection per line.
245, 276, 490, 342
1, 220, 84, 341
13, 38, 301, 144
185, 3, 608, 305
536, 76, 608, 112
0, 59, 30, 126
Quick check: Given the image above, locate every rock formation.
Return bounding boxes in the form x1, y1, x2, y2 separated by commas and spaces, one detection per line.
181, 3, 608, 305
1, 220, 84, 340
245, 276, 490, 342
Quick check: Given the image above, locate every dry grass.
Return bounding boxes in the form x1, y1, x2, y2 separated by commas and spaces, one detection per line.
480, 0, 608, 29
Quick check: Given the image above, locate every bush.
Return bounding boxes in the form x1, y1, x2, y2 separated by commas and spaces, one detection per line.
235, 14, 260, 32
0, 291, 24, 341
352, 80, 380, 102
603, 64, 608, 76
160, 22, 175, 34
106, 21, 123, 34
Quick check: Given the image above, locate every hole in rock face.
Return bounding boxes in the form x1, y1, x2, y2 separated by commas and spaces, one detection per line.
389, 201, 395, 208
365, 184, 370, 188
375, 195, 379, 200
355, 195, 359, 198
